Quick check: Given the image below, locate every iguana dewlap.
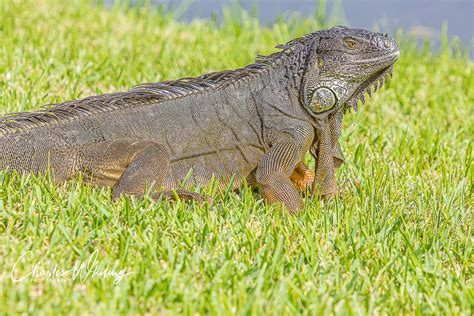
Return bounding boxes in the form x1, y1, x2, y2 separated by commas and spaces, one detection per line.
0, 26, 399, 212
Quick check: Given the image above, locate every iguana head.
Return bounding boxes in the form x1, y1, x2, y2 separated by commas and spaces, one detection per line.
300, 26, 400, 114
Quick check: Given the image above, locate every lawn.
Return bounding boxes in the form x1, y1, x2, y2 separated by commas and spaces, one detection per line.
0, 0, 472, 314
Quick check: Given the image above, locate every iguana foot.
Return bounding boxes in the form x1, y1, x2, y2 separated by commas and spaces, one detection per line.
259, 175, 303, 213
312, 183, 339, 199
290, 162, 315, 191
152, 189, 211, 203
320, 190, 339, 200
116, 190, 213, 206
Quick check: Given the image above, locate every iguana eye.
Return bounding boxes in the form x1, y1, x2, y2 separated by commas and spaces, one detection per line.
310, 87, 337, 113
344, 38, 360, 49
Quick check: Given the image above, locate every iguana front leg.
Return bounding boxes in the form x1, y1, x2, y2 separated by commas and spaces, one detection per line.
312, 111, 344, 196
255, 124, 314, 212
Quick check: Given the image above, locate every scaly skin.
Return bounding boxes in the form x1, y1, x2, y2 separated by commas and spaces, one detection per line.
0, 26, 399, 212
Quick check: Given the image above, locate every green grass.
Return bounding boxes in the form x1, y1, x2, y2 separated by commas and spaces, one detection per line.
0, 0, 472, 314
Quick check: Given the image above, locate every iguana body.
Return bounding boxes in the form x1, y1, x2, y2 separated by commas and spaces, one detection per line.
0, 26, 399, 212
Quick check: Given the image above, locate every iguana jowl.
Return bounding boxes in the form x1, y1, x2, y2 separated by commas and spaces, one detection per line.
0, 26, 399, 212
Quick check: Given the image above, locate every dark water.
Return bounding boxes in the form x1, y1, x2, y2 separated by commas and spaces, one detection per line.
106, 0, 474, 56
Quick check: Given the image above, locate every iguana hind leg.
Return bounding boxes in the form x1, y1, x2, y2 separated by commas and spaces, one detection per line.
110, 140, 170, 198
81, 139, 199, 201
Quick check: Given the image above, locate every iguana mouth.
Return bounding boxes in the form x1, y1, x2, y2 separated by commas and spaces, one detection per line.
346, 51, 399, 110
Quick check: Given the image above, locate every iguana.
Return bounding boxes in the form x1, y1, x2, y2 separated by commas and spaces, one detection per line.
0, 26, 399, 212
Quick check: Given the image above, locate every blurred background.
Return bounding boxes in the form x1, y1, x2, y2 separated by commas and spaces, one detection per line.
104, 0, 473, 56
